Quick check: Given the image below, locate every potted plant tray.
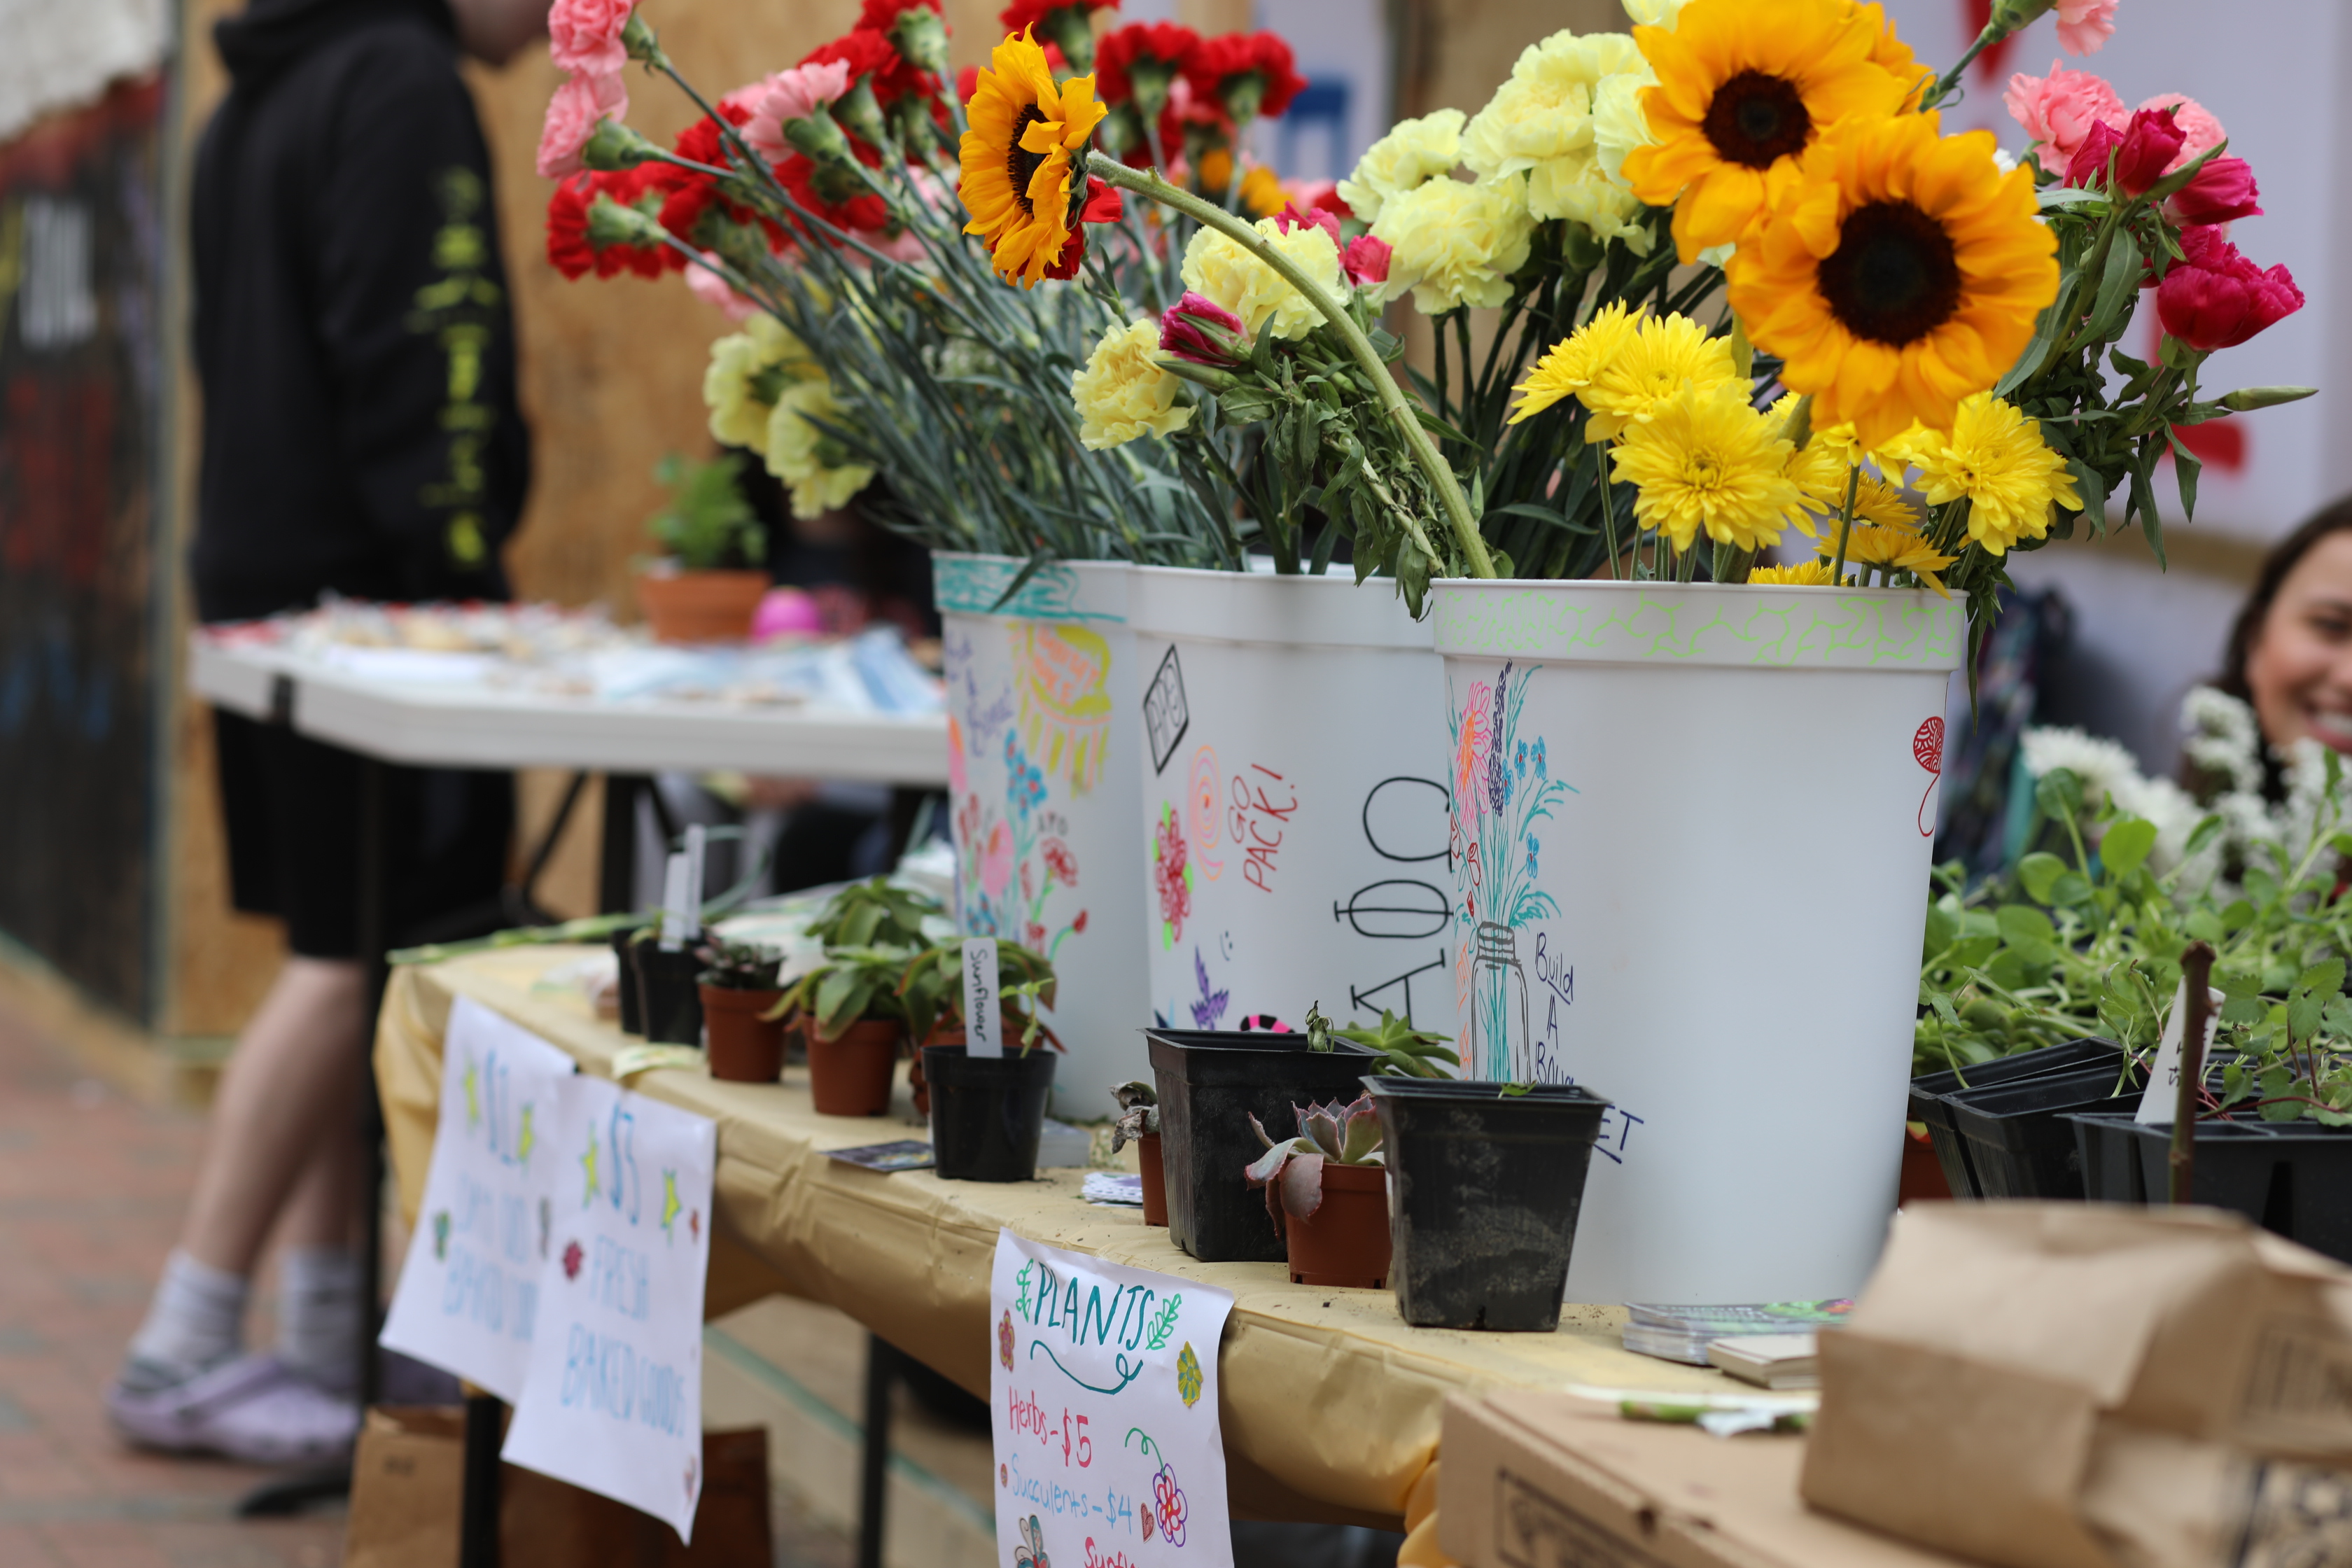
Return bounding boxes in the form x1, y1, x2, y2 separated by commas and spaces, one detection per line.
1908, 1038, 2126, 1198
1366, 1077, 1610, 1331
2067, 1114, 2352, 1266
1144, 1028, 1381, 1263
1942, 1060, 2146, 1200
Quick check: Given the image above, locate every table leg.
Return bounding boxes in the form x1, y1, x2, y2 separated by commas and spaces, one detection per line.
600, 774, 642, 914
461, 1392, 504, 1568
859, 1335, 896, 1568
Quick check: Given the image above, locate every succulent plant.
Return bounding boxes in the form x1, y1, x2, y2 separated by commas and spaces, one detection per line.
696, 939, 783, 990
1334, 1008, 1459, 1078
1244, 1095, 1382, 1231
1110, 1081, 1158, 1151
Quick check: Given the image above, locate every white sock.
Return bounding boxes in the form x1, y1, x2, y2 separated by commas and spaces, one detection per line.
276, 1247, 363, 1394
126, 1250, 248, 1385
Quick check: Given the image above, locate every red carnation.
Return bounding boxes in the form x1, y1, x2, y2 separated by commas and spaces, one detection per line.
547, 176, 598, 279
655, 104, 768, 251
1041, 176, 1124, 280
777, 148, 892, 235
1097, 22, 1198, 112
1183, 31, 1304, 124
2171, 155, 2262, 226
2157, 225, 2302, 351
857, 0, 938, 29
997, 0, 1116, 73
2064, 108, 2181, 197
547, 168, 671, 280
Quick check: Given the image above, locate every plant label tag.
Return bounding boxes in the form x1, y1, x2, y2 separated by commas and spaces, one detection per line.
2136, 979, 2224, 1126
502, 1074, 715, 1543
964, 938, 1001, 1058
658, 852, 690, 951
377, 998, 577, 1401
990, 1231, 1235, 1568
680, 825, 706, 944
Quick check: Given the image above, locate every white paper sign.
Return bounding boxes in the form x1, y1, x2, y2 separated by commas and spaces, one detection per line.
990, 1231, 1235, 1568
965, 938, 1001, 1058
2136, 980, 2226, 1126
501, 1075, 715, 1543
658, 852, 691, 951
378, 999, 577, 1400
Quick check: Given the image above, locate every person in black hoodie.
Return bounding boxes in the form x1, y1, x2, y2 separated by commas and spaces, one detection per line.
106, 0, 546, 1464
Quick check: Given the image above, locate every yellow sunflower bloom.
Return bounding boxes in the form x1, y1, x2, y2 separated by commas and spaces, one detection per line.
1620, 0, 1914, 263
959, 30, 1108, 288
1507, 300, 1644, 426
1749, 559, 1838, 585
1609, 382, 1805, 554
1238, 164, 1286, 219
1728, 111, 2057, 449
1577, 310, 1742, 442
1885, 391, 2080, 556
1838, 523, 1954, 596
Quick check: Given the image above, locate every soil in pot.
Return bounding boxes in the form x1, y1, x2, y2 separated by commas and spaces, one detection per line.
701, 987, 786, 1083
806, 1020, 902, 1116
1368, 1078, 1608, 1331
1144, 1028, 1380, 1263
611, 930, 646, 1035
1137, 1133, 1167, 1227
636, 568, 771, 644
2068, 1112, 2352, 1266
631, 946, 705, 1046
923, 1046, 1056, 1182
1909, 1038, 2123, 1198
1282, 1162, 1391, 1289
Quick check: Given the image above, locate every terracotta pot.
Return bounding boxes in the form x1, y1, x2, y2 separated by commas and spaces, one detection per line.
1283, 1162, 1391, 1289
1137, 1133, 1167, 1228
806, 1018, 902, 1116
701, 986, 786, 1083
635, 568, 771, 644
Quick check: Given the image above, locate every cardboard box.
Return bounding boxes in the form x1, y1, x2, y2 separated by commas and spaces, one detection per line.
1437, 1389, 1972, 1568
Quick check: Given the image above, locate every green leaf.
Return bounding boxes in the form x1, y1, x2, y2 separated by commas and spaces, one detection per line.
1924, 903, 1959, 959
2018, 852, 2071, 904
2047, 872, 2094, 907
2099, 818, 2158, 881
2184, 908, 2225, 943
2301, 959, 2347, 997
2084, 229, 2144, 344
2166, 428, 2202, 523
2034, 769, 2085, 824
1995, 904, 2057, 948
2220, 996, 2267, 1026
2183, 814, 2225, 860
2220, 899, 2256, 934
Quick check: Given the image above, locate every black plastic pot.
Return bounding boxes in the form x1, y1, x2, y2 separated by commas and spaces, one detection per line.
1908, 1038, 2124, 1198
2068, 1112, 2352, 1265
610, 929, 648, 1036
923, 1046, 1056, 1182
1366, 1077, 1610, 1332
1145, 1029, 1381, 1263
631, 944, 705, 1046
1943, 1060, 2143, 1199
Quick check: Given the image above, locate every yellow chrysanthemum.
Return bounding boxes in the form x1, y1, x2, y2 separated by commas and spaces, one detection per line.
1764, 393, 1849, 513
1238, 164, 1286, 220
1508, 300, 1644, 425
1838, 523, 1954, 596
1749, 559, 1837, 585
1728, 111, 2057, 449
958, 29, 1107, 287
703, 315, 816, 450
1620, 0, 1913, 263
1071, 320, 1196, 449
1462, 31, 1654, 249
1886, 391, 2080, 556
1609, 382, 1804, 553
764, 377, 875, 519
1577, 310, 1741, 442
1180, 216, 1345, 340
1336, 110, 1465, 226
1849, 472, 1921, 530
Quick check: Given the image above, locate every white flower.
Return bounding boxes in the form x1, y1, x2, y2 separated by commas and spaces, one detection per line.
2182, 685, 2264, 794
2020, 727, 2143, 805
1336, 110, 1465, 227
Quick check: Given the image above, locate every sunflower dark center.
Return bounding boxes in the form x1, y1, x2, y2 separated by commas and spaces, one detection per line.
1007, 105, 1048, 217
1702, 71, 1811, 169
1816, 200, 1963, 346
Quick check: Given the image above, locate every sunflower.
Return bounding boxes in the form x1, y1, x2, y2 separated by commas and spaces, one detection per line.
1837, 524, 1954, 596
1728, 112, 2057, 449
960, 29, 1109, 286
1609, 382, 1805, 554
1621, 0, 1913, 263
1884, 391, 2080, 555
1507, 300, 1644, 426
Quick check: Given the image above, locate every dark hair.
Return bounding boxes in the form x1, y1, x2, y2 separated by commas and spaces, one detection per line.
2216, 495, 2352, 701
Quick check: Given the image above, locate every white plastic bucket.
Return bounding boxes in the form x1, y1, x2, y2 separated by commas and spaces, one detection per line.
934, 554, 1148, 1114
1431, 578, 1963, 1303
1128, 566, 1457, 1047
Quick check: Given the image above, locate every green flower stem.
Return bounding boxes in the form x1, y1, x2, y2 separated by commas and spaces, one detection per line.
1828, 465, 1861, 584
1591, 439, 1620, 581
1085, 151, 1498, 580
1919, 22, 2000, 113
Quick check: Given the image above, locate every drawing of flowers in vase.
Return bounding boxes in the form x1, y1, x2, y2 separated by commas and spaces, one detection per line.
1448, 662, 1570, 1081
945, 627, 1093, 960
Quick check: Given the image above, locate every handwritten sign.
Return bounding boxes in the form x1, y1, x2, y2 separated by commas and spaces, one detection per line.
378, 998, 576, 1400
2136, 979, 2225, 1126
501, 1074, 715, 1544
990, 1231, 1235, 1568
965, 937, 1001, 1058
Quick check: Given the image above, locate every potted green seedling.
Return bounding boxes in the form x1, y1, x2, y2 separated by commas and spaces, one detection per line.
898, 940, 1060, 1182
1246, 1095, 1390, 1289
696, 939, 785, 1083
634, 452, 771, 643
764, 878, 948, 1115
1110, 1082, 1164, 1226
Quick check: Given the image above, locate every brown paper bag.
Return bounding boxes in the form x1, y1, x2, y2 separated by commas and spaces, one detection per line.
1800, 1203, 2352, 1568
345, 1406, 774, 1567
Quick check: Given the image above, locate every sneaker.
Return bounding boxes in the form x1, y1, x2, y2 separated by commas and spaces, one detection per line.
106, 1352, 358, 1464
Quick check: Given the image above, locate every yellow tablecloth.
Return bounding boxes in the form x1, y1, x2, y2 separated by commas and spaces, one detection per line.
377, 946, 1732, 1530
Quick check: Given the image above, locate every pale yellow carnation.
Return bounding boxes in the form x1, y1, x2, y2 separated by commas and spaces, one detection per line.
1336, 109, 1465, 227
1621, 0, 1690, 25
704, 314, 814, 450
1590, 71, 1653, 188
1071, 321, 1196, 450
1180, 218, 1345, 342
764, 376, 874, 519
1462, 31, 1652, 249
1371, 175, 1534, 314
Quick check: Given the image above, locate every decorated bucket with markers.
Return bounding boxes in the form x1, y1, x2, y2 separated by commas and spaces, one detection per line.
1432, 578, 1963, 1304
935, 554, 1147, 1114
1128, 566, 1457, 1050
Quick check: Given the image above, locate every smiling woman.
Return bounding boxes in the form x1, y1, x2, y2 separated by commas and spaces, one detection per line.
2218, 498, 2352, 765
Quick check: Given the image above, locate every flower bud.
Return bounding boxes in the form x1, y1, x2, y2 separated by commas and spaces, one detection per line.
620, 10, 665, 66
582, 118, 662, 170
586, 190, 668, 250
832, 77, 892, 151
2217, 385, 2316, 413
1985, 0, 2055, 36
888, 6, 950, 77
783, 105, 856, 169
1160, 290, 1250, 367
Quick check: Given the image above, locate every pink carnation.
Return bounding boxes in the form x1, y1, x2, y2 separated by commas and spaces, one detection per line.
547, 0, 636, 77
536, 69, 627, 180
2053, 0, 2117, 57
2134, 93, 2225, 172
1340, 233, 1390, 288
2157, 225, 2302, 352
685, 254, 758, 321
2004, 62, 2124, 176
745, 59, 853, 164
